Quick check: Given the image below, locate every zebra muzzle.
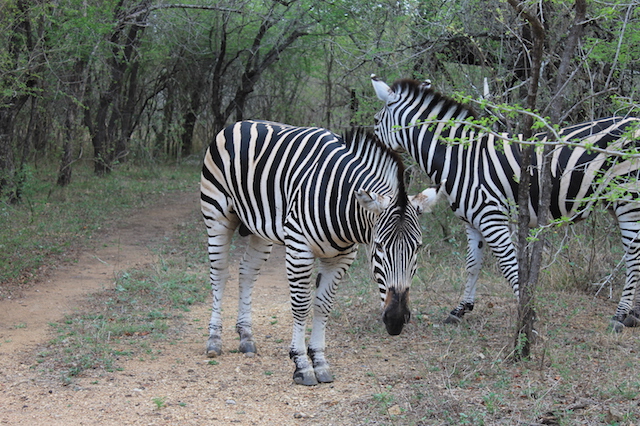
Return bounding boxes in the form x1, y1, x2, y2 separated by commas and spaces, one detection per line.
382, 288, 411, 335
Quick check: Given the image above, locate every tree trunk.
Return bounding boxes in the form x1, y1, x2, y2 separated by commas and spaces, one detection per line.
0, 107, 17, 201
57, 59, 89, 186
180, 79, 203, 158
507, 0, 546, 361
89, 1, 149, 175
57, 139, 73, 186
92, 94, 113, 176
547, 0, 586, 124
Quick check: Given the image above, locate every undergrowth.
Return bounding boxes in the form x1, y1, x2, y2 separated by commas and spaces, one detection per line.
0, 161, 197, 293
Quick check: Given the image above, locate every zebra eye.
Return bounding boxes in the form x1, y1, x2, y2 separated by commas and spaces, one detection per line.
374, 241, 384, 252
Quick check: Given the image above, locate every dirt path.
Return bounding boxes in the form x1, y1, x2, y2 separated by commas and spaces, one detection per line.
0, 192, 192, 355
0, 191, 393, 425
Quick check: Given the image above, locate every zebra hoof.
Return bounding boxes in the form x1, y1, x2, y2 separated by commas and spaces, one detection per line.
293, 367, 318, 386
444, 314, 462, 325
314, 365, 334, 383
622, 314, 640, 328
239, 340, 257, 356
609, 319, 625, 333
206, 337, 222, 357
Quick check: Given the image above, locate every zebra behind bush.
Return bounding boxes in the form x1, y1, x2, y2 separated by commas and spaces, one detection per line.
371, 75, 640, 331
201, 120, 438, 385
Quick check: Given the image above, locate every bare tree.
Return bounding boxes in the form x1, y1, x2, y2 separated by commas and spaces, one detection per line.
506, 0, 590, 360
207, 1, 317, 133
86, 0, 152, 175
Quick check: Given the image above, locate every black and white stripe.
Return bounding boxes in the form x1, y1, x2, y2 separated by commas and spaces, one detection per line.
371, 75, 640, 330
201, 120, 428, 385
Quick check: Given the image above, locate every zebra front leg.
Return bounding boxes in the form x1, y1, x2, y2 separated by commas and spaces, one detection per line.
236, 235, 273, 355
445, 225, 484, 324
307, 251, 357, 383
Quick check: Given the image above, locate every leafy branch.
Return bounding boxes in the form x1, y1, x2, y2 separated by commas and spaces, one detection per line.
391, 103, 640, 159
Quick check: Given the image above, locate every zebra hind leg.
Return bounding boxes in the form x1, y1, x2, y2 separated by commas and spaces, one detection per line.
204, 216, 238, 358
610, 202, 640, 332
236, 234, 273, 356
444, 302, 475, 324
622, 307, 640, 327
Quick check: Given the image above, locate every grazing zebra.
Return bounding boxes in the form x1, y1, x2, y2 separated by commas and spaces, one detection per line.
201, 120, 436, 385
370, 75, 640, 331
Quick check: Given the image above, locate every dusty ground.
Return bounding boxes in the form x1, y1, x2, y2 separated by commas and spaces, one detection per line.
1, 191, 639, 425
0, 191, 416, 425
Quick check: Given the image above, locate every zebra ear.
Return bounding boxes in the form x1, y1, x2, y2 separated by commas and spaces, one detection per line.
371, 74, 399, 103
409, 180, 447, 214
355, 189, 391, 215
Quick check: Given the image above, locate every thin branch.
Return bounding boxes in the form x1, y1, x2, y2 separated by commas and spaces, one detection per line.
605, 2, 633, 88
559, 88, 619, 123
396, 116, 640, 158
126, 3, 242, 21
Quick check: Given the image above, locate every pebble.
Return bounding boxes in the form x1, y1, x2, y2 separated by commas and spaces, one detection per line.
293, 412, 313, 419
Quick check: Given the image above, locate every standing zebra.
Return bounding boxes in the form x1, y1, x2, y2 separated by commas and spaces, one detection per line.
370, 75, 640, 331
201, 120, 434, 386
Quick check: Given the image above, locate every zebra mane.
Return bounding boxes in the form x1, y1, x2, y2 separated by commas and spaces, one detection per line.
390, 78, 478, 119
342, 127, 408, 210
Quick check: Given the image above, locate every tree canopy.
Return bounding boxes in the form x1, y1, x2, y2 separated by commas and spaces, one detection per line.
1, 0, 639, 199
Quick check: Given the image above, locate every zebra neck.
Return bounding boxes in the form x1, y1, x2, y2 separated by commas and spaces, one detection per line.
399, 98, 472, 184
407, 120, 464, 185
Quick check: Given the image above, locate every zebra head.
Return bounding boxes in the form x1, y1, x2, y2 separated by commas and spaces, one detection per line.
353, 171, 440, 335
370, 74, 445, 154
371, 74, 403, 152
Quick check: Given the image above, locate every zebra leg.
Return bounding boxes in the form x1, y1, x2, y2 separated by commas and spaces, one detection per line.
284, 245, 318, 386
204, 216, 239, 357
448, 216, 520, 324
445, 225, 484, 324
236, 235, 273, 355
618, 258, 640, 329
611, 203, 640, 331
307, 250, 358, 383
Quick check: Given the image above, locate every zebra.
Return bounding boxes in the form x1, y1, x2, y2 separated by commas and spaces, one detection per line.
370, 74, 640, 331
201, 120, 438, 385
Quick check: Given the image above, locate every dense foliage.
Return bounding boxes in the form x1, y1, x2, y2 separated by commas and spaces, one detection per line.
1, 0, 639, 200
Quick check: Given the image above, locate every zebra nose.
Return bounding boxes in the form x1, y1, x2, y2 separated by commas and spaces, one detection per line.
382, 288, 411, 335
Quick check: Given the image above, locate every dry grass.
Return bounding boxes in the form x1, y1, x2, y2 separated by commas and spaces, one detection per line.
325, 200, 640, 425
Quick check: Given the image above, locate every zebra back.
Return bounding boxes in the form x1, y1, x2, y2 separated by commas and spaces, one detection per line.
202, 120, 416, 251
